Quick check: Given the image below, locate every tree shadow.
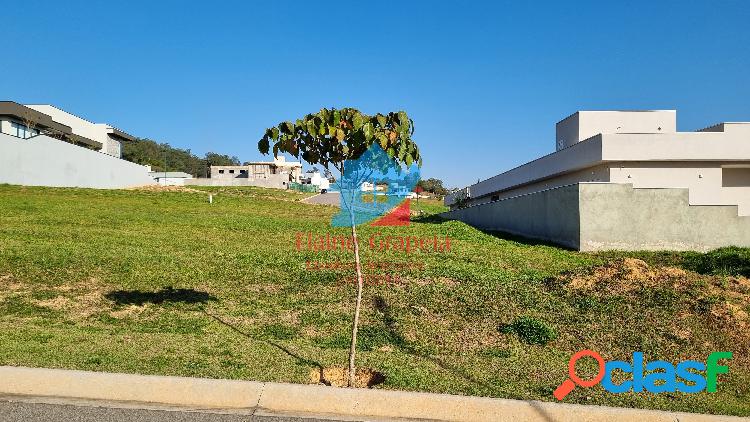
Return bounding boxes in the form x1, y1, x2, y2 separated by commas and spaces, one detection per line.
372, 296, 494, 390
104, 287, 218, 306
480, 229, 575, 250
679, 247, 750, 277
201, 309, 326, 381
410, 213, 449, 224
411, 215, 576, 253
372, 296, 556, 421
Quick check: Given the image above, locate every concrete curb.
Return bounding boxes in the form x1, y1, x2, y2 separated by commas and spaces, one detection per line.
0, 366, 745, 421
0, 366, 262, 409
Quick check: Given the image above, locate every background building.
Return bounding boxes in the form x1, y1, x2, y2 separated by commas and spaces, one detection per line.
149, 171, 194, 186
186, 156, 302, 189
25, 104, 134, 158
443, 110, 750, 251
0, 101, 153, 189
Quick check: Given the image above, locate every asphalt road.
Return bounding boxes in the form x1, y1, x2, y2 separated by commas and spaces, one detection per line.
302, 192, 340, 206
0, 398, 354, 422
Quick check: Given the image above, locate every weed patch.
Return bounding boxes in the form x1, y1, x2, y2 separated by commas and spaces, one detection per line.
500, 316, 557, 345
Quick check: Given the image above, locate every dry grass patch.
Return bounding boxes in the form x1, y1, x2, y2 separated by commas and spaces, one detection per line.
127, 185, 204, 194
31, 278, 111, 321
563, 258, 688, 292
557, 258, 750, 331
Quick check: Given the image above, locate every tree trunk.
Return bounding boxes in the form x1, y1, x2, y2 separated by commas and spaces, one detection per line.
347, 209, 364, 387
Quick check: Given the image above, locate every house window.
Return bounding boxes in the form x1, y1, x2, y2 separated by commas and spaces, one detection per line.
11, 122, 29, 138
229, 170, 235, 174
240, 170, 247, 174
722, 168, 750, 187
218, 169, 225, 174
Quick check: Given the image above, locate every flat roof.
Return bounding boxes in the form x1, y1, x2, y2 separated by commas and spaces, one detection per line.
212, 162, 303, 168
556, 109, 677, 125
0, 101, 71, 133
108, 127, 137, 142
25, 103, 138, 142
149, 171, 193, 178
0, 101, 102, 149
465, 130, 750, 200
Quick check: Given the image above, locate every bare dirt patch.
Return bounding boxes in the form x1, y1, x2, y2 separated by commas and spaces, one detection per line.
309, 367, 385, 388
0, 274, 25, 298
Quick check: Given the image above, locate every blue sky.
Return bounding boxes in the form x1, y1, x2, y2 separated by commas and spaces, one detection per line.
1, 1, 748, 187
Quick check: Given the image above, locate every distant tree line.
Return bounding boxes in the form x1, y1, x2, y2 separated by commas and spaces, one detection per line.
122, 138, 240, 177
416, 178, 448, 196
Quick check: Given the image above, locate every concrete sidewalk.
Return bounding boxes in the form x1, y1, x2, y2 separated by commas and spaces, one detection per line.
0, 366, 745, 422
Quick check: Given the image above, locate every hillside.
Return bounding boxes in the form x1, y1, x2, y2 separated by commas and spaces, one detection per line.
0, 184, 747, 416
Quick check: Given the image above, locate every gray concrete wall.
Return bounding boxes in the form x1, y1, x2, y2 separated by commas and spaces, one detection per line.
441, 184, 581, 249
579, 183, 750, 252
0, 132, 154, 189
443, 182, 750, 252
185, 175, 288, 189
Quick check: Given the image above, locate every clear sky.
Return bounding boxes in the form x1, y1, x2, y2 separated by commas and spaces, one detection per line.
2, 1, 749, 187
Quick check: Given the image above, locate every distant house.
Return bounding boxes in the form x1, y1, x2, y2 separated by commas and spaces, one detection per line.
360, 181, 386, 192
186, 156, 303, 189
211, 156, 302, 182
301, 169, 323, 186
149, 171, 194, 186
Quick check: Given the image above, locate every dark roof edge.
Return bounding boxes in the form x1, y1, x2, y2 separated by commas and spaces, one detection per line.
108, 127, 136, 142
0, 101, 102, 149
0, 101, 71, 133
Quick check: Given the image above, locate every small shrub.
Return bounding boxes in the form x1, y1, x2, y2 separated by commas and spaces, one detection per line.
500, 316, 557, 345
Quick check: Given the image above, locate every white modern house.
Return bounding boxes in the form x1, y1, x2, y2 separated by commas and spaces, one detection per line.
443, 110, 750, 251
0, 101, 154, 189
25, 104, 134, 158
302, 169, 323, 186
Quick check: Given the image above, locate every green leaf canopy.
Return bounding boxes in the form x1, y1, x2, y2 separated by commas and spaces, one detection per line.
257, 108, 421, 172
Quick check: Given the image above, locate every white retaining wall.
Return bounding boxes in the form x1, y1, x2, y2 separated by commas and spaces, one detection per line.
0, 132, 154, 189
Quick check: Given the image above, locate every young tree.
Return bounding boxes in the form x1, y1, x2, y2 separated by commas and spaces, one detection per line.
258, 108, 421, 386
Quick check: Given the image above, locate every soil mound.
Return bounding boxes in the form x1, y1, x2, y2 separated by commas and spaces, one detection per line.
309, 367, 385, 388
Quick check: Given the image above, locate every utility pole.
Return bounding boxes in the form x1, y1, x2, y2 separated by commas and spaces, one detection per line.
163, 151, 168, 186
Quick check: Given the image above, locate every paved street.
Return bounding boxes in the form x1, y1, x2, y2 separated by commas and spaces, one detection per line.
0, 397, 352, 422
302, 192, 340, 206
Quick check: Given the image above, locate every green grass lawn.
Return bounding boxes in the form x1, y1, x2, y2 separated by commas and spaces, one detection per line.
0, 184, 748, 416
